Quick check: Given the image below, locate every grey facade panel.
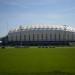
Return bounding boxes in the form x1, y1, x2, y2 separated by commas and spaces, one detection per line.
8, 27, 75, 42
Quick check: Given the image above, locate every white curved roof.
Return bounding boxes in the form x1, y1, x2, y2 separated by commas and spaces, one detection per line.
9, 24, 75, 33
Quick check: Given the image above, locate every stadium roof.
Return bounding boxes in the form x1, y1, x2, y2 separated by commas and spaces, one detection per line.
9, 24, 75, 33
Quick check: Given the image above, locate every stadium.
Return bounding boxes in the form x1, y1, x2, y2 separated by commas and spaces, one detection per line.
4, 24, 75, 46
0, 25, 75, 75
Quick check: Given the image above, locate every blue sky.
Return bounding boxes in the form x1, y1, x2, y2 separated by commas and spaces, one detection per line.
0, 0, 75, 37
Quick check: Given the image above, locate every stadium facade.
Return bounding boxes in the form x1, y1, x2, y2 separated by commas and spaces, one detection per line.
5, 24, 75, 46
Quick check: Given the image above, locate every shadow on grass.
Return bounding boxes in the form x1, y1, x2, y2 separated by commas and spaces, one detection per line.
0, 71, 75, 75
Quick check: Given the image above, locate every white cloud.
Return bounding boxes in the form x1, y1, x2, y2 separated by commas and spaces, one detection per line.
6, 12, 64, 20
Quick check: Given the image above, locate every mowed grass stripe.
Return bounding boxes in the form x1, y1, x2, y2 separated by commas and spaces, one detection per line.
0, 48, 75, 74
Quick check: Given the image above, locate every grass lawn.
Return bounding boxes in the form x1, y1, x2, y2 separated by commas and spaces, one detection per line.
0, 47, 75, 75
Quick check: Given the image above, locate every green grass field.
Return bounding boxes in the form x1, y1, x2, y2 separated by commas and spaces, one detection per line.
0, 47, 75, 75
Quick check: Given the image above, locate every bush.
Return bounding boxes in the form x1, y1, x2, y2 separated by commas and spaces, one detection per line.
1, 46, 5, 49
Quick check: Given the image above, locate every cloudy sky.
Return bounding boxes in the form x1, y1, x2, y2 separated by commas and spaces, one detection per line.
0, 0, 75, 37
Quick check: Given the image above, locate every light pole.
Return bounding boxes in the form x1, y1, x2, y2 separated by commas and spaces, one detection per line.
63, 25, 67, 41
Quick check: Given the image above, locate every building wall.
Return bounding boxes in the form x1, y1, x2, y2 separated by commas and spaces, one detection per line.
8, 29, 75, 42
